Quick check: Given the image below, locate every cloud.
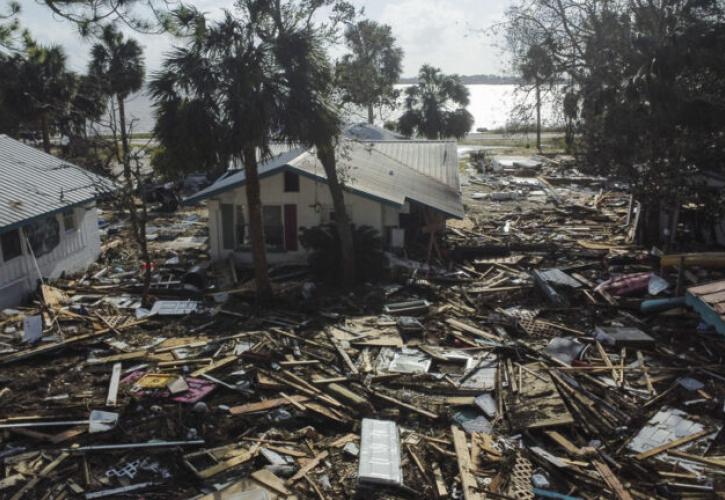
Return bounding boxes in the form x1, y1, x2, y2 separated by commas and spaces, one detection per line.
378, 0, 510, 76
15, 0, 512, 75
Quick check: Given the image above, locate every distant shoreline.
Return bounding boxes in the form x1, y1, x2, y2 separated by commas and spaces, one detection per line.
398, 75, 520, 85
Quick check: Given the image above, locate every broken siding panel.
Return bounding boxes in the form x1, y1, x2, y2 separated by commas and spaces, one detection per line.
504, 362, 574, 430
0, 205, 101, 308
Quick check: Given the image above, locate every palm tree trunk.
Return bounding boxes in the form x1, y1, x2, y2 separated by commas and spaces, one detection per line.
242, 147, 272, 298
367, 103, 374, 125
316, 141, 355, 287
117, 95, 152, 303
535, 79, 542, 153
41, 112, 51, 153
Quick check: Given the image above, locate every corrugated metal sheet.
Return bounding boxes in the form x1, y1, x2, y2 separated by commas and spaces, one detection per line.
185, 140, 464, 219
0, 135, 116, 230
363, 141, 460, 190
344, 123, 407, 141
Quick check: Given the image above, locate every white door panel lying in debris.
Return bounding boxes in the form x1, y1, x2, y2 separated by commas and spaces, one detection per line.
358, 418, 403, 487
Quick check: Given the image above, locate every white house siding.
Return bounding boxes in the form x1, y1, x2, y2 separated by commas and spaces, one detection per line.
0, 204, 101, 308
207, 172, 403, 264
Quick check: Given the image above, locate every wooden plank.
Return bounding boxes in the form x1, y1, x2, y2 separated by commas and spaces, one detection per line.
0, 320, 146, 365
432, 462, 448, 498
544, 431, 584, 457
451, 426, 482, 500
595, 342, 619, 382
265, 445, 308, 458
666, 449, 725, 469
279, 392, 307, 411
687, 279, 725, 295
329, 433, 357, 448
287, 450, 328, 484
10, 452, 69, 500
325, 329, 359, 375
634, 429, 711, 460
190, 355, 238, 377
304, 473, 327, 500
106, 363, 122, 406
228, 395, 309, 415
446, 319, 499, 341
371, 390, 438, 419
190, 449, 254, 479
504, 362, 574, 430
592, 458, 633, 500
324, 383, 370, 408
251, 469, 291, 496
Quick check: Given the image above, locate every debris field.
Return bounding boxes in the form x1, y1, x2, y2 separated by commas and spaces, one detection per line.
2, 156, 725, 499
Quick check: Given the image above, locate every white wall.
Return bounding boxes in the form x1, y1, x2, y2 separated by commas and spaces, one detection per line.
207, 172, 404, 264
0, 203, 101, 308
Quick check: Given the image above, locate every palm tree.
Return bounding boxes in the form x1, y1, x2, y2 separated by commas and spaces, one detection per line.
397, 64, 474, 140
19, 42, 75, 152
520, 44, 555, 153
150, 13, 278, 297
267, 13, 357, 287
88, 25, 149, 298
88, 24, 144, 170
337, 20, 403, 125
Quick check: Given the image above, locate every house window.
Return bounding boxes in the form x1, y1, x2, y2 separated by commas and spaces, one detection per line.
1, 229, 22, 262
63, 209, 76, 232
263, 206, 284, 249
221, 204, 247, 250
284, 171, 300, 192
26, 216, 60, 258
221, 204, 236, 250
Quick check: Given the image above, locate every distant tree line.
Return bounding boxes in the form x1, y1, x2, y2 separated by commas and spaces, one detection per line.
506, 0, 725, 244
398, 73, 521, 85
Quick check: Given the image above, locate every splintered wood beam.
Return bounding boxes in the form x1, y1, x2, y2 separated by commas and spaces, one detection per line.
370, 390, 438, 419
287, 450, 329, 484
251, 469, 290, 496
634, 430, 711, 460
451, 426, 483, 500
446, 318, 499, 341
544, 430, 584, 457
592, 458, 633, 500
228, 395, 309, 415
190, 355, 238, 377
595, 341, 619, 382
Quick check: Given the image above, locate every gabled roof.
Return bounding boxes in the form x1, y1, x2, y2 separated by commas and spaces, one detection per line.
0, 135, 116, 231
343, 123, 407, 141
185, 139, 464, 219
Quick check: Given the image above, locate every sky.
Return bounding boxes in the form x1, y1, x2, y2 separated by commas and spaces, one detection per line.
15, 0, 514, 77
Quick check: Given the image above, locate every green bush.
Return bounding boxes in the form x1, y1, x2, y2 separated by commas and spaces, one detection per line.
299, 224, 386, 284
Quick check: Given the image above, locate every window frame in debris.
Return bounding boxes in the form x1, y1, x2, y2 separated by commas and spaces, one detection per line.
262, 205, 285, 251
62, 208, 77, 233
0, 228, 23, 262
283, 171, 300, 193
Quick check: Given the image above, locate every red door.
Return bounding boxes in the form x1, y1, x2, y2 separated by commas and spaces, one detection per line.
284, 204, 298, 251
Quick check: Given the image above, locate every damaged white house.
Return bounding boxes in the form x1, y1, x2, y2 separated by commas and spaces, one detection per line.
185, 126, 464, 264
0, 135, 115, 308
